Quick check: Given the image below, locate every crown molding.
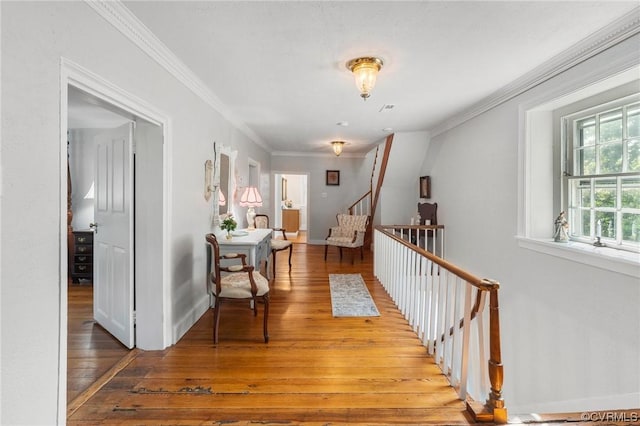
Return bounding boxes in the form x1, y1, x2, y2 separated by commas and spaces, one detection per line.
84, 0, 270, 151
430, 7, 640, 137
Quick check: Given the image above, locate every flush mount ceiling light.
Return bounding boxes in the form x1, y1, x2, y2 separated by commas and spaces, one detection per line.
346, 56, 383, 100
331, 140, 346, 156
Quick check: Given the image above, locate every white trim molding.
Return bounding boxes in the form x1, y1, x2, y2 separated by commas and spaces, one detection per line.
517, 237, 639, 278
431, 7, 640, 137
84, 0, 269, 151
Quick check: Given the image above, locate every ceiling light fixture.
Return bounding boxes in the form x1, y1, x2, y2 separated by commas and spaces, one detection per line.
331, 140, 345, 156
346, 56, 383, 101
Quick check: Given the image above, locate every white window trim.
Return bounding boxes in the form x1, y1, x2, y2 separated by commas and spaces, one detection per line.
517, 237, 639, 278
517, 59, 640, 277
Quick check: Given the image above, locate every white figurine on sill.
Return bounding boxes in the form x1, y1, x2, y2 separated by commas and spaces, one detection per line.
553, 211, 569, 243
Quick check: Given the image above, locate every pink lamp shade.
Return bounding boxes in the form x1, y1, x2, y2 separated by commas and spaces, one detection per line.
240, 186, 262, 229
239, 186, 263, 207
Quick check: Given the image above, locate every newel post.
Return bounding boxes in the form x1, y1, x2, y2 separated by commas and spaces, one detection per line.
488, 287, 507, 423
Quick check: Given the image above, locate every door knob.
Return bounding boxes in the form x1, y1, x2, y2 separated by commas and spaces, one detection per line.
89, 222, 98, 234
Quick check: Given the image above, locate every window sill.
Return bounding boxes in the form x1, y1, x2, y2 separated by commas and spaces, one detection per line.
516, 236, 639, 278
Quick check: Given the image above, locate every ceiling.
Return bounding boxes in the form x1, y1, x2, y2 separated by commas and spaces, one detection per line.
84, 1, 636, 156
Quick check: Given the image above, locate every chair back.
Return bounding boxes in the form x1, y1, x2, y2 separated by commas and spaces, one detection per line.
418, 202, 438, 225
336, 214, 369, 231
205, 233, 222, 295
255, 214, 270, 229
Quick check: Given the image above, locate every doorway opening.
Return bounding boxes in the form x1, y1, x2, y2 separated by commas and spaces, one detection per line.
274, 172, 308, 243
66, 87, 136, 404
60, 60, 170, 422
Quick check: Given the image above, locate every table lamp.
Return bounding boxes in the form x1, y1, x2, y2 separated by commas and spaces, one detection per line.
239, 186, 262, 229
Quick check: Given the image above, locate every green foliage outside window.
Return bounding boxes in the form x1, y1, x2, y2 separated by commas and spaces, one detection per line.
568, 100, 640, 248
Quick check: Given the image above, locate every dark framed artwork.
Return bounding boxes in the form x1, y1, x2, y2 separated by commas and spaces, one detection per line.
419, 176, 431, 199
326, 170, 340, 186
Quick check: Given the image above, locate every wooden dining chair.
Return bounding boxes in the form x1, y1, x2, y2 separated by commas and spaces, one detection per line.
205, 233, 270, 343
255, 214, 293, 278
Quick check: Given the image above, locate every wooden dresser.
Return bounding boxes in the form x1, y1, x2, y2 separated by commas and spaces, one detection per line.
282, 209, 300, 232
71, 230, 93, 283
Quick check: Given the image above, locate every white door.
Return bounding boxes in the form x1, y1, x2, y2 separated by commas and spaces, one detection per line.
93, 123, 135, 348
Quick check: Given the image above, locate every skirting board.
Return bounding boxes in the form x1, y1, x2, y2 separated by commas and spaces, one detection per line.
508, 392, 640, 416
172, 293, 210, 344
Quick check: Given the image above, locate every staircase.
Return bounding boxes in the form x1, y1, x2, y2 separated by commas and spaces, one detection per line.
348, 133, 394, 245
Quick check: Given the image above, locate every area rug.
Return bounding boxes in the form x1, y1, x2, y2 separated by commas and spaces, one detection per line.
329, 274, 380, 317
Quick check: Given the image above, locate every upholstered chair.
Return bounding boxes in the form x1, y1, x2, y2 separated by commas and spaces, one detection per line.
205, 233, 270, 343
324, 214, 369, 264
255, 214, 293, 279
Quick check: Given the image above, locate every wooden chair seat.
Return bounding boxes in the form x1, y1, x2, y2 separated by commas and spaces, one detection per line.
214, 271, 270, 298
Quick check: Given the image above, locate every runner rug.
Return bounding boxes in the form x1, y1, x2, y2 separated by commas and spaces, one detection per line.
328, 273, 380, 317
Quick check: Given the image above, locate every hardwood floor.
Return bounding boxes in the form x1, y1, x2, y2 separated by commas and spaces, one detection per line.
67, 242, 477, 425
67, 282, 130, 403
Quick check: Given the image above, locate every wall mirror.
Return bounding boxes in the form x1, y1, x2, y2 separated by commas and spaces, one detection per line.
212, 142, 236, 227
219, 153, 229, 215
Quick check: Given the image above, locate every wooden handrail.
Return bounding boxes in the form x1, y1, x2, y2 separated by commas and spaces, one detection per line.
348, 190, 371, 215
371, 134, 394, 221
375, 225, 506, 423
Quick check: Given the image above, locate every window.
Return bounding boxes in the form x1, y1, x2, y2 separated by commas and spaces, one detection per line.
564, 97, 640, 251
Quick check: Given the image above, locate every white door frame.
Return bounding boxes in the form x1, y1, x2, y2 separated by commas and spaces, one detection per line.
58, 58, 172, 422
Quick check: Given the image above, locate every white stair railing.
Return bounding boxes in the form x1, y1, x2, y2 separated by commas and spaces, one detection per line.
374, 226, 507, 424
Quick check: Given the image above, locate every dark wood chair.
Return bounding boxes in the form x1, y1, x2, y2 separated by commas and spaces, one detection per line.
416, 202, 438, 253
255, 214, 293, 279
205, 233, 270, 343
418, 202, 438, 227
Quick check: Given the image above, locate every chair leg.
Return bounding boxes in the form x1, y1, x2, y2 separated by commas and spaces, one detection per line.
272, 250, 277, 279
213, 298, 221, 344
262, 293, 270, 343
324, 244, 328, 261
339, 247, 343, 260
252, 296, 258, 316
287, 246, 292, 271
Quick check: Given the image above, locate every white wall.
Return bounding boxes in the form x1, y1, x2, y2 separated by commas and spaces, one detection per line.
271, 154, 370, 243
422, 35, 640, 414
0, 3, 269, 424
378, 131, 430, 225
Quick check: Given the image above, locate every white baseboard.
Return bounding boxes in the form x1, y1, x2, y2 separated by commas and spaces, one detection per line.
308, 239, 326, 245
172, 293, 210, 344
509, 392, 640, 416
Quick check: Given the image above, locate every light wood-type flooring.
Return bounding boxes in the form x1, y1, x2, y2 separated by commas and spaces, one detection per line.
67, 241, 478, 425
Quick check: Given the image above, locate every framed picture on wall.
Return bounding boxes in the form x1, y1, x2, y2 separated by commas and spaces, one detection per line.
326, 170, 340, 186
419, 176, 431, 198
